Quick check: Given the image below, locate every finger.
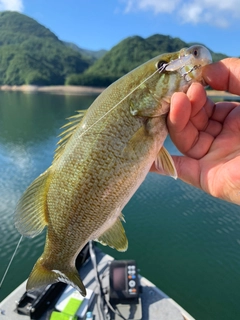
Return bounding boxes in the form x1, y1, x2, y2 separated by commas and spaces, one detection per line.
168, 85, 214, 157
203, 58, 240, 95
168, 91, 191, 133
187, 82, 208, 117
187, 83, 214, 131
169, 83, 208, 132
171, 155, 201, 188
205, 102, 239, 137
222, 104, 240, 133
211, 101, 239, 123
168, 92, 199, 154
204, 118, 222, 138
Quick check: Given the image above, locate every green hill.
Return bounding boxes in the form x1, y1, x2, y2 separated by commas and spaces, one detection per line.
64, 41, 107, 62
0, 11, 229, 87
66, 34, 228, 87
0, 11, 92, 85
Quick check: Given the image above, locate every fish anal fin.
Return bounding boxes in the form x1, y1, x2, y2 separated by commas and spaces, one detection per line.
14, 169, 51, 238
97, 215, 128, 252
155, 146, 177, 179
27, 257, 86, 296
54, 110, 87, 161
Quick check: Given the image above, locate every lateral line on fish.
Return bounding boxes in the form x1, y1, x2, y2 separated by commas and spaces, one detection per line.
76, 67, 161, 140
0, 235, 23, 289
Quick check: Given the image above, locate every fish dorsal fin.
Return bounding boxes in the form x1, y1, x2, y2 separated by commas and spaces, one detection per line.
155, 146, 177, 179
96, 214, 128, 252
14, 169, 51, 238
54, 110, 87, 161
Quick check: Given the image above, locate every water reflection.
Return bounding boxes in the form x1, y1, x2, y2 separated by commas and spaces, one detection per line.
0, 91, 95, 145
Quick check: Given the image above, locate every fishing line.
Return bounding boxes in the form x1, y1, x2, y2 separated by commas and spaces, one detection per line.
76, 66, 162, 141
0, 235, 23, 289
78, 50, 202, 140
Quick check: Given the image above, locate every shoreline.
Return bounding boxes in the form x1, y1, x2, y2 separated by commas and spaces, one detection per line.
206, 90, 239, 98
0, 85, 239, 99
0, 85, 105, 95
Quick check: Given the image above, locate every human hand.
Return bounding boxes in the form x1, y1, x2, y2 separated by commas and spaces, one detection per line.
158, 58, 240, 205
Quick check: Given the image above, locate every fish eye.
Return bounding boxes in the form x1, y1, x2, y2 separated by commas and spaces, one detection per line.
192, 48, 199, 58
156, 60, 167, 71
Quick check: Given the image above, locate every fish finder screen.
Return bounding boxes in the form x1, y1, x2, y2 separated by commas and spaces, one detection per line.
112, 266, 126, 291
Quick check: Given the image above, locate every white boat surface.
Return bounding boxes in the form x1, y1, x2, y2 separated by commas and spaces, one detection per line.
0, 244, 195, 320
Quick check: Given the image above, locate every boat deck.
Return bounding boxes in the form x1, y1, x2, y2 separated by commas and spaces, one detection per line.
0, 248, 195, 320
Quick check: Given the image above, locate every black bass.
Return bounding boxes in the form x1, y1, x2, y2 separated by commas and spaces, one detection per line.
15, 45, 212, 296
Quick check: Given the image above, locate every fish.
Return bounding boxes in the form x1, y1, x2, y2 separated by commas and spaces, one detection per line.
15, 45, 212, 296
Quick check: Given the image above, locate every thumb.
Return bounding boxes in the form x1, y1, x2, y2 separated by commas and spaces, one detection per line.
171, 155, 201, 189
151, 155, 201, 189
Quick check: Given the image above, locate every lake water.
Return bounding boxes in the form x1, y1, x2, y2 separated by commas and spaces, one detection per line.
0, 90, 240, 319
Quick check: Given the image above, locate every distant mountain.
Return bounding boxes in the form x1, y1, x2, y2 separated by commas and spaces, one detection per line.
0, 11, 229, 86
0, 11, 92, 85
66, 34, 228, 87
64, 41, 107, 62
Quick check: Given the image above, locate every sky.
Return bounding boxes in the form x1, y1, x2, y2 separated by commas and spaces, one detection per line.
1, 0, 240, 57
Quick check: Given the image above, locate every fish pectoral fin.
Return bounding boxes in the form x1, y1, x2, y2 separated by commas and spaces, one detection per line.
155, 146, 177, 179
96, 215, 128, 252
122, 126, 148, 156
27, 257, 86, 296
14, 169, 51, 238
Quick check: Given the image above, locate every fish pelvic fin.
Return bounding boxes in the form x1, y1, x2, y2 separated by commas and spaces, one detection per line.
27, 257, 86, 297
96, 214, 128, 252
155, 146, 177, 179
14, 168, 51, 237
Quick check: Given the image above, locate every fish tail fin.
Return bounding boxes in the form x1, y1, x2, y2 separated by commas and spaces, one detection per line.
27, 257, 86, 296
